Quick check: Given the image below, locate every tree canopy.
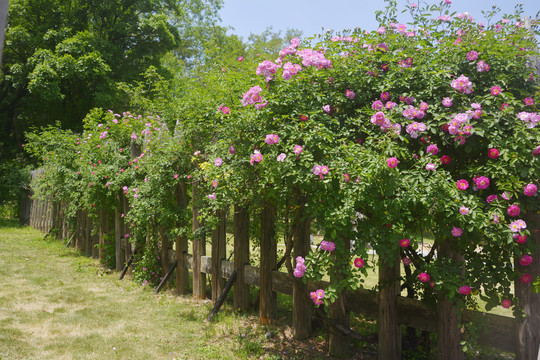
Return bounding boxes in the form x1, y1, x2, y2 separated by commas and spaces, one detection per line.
0, 0, 223, 157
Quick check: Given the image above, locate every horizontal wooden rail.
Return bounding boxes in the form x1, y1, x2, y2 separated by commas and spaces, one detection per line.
183, 253, 516, 353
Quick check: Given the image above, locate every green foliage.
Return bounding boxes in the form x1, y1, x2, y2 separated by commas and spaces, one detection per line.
0, 0, 223, 162
191, 1, 540, 318
133, 239, 162, 286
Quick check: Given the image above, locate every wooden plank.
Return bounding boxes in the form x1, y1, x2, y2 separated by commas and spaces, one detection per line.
462, 310, 516, 354
155, 259, 178, 294
184, 253, 516, 353
119, 247, 137, 280
208, 271, 237, 321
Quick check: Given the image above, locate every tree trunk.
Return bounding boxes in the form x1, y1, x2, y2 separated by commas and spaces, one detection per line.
234, 204, 250, 310
378, 257, 401, 360
260, 199, 277, 324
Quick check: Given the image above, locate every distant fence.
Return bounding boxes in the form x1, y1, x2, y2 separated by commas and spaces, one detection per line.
20, 183, 520, 357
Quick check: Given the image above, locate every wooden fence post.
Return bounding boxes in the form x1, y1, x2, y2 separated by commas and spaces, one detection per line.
74, 209, 81, 249
234, 203, 250, 310
192, 181, 206, 299
515, 212, 540, 360
52, 201, 59, 234
89, 212, 95, 257
378, 256, 402, 359
92, 214, 99, 259
437, 239, 465, 360
115, 194, 123, 270
292, 199, 311, 340
98, 208, 105, 260
175, 182, 189, 295
329, 237, 351, 356
159, 226, 170, 278
123, 194, 131, 265
260, 199, 277, 324
79, 209, 85, 252
515, 20, 540, 360
81, 210, 88, 253
211, 209, 227, 303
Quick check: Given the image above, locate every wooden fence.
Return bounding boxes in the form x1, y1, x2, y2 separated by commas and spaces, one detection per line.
20, 185, 529, 360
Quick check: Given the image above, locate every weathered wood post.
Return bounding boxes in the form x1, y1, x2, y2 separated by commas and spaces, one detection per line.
74, 209, 81, 249
98, 208, 105, 260
234, 203, 250, 310
329, 236, 351, 356
88, 212, 96, 258
159, 226, 170, 278
52, 201, 59, 234
211, 209, 227, 303
192, 181, 206, 299
175, 182, 189, 295
19, 188, 32, 226
82, 210, 89, 254
514, 212, 540, 360
437, 239, 465, 360
292, 198, 311, 339
515, 19, 540, 360
114, 193, 123, 270
122, 194, 131, 265
378, 256, 401, 359
260, 198, 277, 324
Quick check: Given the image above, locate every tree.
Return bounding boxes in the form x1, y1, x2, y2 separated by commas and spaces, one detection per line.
0, 0, 222, 159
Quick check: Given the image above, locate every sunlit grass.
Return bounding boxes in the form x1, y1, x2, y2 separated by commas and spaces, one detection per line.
0, 220, 262, 360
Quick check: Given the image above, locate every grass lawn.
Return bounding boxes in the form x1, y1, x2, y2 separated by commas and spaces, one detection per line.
0, 219, 381, 360
0, 220, 269, 360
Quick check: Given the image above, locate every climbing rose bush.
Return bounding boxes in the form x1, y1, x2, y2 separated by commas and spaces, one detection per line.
200, 0, 540, 313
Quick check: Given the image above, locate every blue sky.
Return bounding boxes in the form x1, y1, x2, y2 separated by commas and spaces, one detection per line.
219, 0, 540, 41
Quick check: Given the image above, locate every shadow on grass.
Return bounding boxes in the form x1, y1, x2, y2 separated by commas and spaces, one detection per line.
0, 218, 22, 228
